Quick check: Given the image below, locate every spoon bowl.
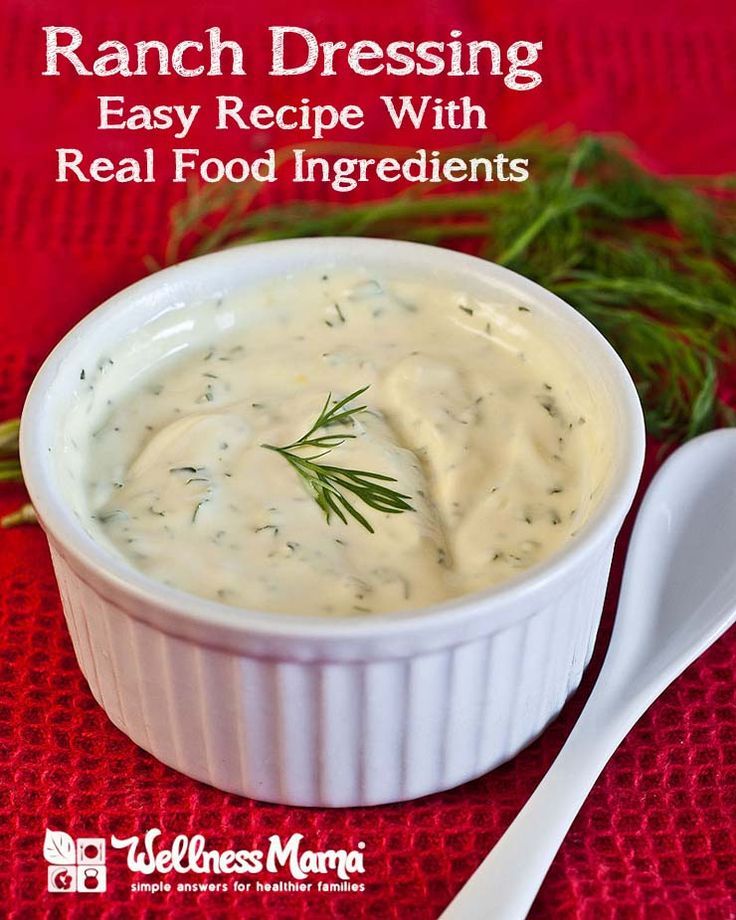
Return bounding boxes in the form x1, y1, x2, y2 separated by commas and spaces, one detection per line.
610, 429, 736, 691
442, 428, 736, 920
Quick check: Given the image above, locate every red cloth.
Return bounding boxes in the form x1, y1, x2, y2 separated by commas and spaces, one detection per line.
2, 0, 736, 916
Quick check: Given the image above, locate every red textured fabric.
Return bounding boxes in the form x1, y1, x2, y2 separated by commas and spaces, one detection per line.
2, 0, 736, 916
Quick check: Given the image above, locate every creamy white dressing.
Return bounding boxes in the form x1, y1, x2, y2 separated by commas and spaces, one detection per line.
78, 268, 610, 616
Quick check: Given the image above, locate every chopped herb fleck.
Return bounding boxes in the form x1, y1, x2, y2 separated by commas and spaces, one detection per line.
192, 499, 209, 523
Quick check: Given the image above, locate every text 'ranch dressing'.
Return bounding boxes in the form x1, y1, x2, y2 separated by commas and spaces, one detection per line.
78, 268, 611, 616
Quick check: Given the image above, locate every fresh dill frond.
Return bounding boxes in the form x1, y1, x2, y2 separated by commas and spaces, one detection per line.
157, 131, 736, 442
261, 386, 414, 533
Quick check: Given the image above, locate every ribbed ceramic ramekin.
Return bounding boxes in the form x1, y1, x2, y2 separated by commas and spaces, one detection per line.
20, 239, 645, 807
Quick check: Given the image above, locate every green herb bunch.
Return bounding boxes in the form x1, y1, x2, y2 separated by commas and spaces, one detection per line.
4, 132, 736, 529
159, 131, 736, 442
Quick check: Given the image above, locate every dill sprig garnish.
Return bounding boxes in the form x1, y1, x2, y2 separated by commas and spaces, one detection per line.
261, 386, 414, 533
157, 131, 736, 442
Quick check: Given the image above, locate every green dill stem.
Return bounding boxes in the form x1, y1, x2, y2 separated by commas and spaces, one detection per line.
495, 202, 565, 266
191, 195, 503, 256
0, 418, 20, 456
0, 458, 23, 482
556, 275, 735, 325
1, 503, 36, 528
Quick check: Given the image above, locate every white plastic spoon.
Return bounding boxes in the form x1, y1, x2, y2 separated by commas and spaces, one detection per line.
441, 428, 736, 920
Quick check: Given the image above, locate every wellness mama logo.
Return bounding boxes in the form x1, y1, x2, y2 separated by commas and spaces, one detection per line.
43, 828, 366, 896
44, 830, 107, 893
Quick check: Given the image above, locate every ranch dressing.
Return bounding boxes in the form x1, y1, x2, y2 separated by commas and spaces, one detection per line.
82, 268, 608, 616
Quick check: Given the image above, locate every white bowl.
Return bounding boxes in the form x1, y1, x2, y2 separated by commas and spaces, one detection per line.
20, 238, 645, 807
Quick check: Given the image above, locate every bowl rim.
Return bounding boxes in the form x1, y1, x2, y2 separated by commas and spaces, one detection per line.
20, 237, 645, 648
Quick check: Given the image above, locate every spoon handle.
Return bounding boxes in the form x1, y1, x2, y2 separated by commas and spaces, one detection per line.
439, 685, 637, 920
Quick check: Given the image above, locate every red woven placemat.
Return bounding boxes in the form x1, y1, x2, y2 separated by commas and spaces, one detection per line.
2, 1, 736, 916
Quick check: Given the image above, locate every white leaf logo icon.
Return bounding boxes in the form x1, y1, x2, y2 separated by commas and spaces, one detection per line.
44, 829, 76, 865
